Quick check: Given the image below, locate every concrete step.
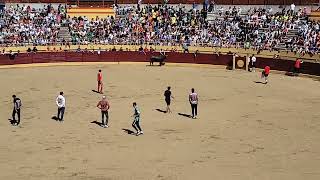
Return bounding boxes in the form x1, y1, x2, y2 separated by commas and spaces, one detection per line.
58, 27, 72, 41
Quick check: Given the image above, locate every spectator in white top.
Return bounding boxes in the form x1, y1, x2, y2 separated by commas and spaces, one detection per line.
56, 91, 66, 121
250, 54, 257, 72
290, 3, 295, 15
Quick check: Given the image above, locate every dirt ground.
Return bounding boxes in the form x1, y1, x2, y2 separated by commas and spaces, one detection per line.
0, 62, 319, 180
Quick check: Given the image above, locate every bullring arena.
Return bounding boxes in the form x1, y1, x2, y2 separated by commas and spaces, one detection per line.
1, 0, 320, 180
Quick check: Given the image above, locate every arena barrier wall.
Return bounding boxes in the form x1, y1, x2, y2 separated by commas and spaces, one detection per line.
0, 51, 319, 76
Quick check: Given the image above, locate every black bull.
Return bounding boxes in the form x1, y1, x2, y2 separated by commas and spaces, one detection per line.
150, 54, 167, 66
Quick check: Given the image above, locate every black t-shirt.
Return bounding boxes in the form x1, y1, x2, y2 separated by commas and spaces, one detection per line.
164, 90, 171, 100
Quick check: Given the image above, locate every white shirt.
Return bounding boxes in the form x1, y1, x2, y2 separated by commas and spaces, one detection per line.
251, 56, 256, 63
291, 4, 295, 11
189, 93, 198, 105
56, 95, 65, 108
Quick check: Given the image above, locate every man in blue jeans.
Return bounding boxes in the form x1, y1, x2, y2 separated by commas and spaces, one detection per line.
56, 91, 66, 121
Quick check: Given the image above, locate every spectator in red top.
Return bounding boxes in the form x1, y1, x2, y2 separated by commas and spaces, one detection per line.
97, 70, 103, 94
261, 66, 270, 84
294, 59, 303, 75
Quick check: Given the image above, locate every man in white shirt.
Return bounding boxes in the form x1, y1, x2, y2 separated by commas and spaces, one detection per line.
290, 3, 295, 15
189, 88, 198, 119
250, 54, 256, 72
56, 91, 66, 122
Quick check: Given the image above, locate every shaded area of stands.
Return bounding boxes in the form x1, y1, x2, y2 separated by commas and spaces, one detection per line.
0, 51, 319, 76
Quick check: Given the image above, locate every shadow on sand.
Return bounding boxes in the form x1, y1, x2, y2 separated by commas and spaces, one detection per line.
155, 109, 167, 113
91, 121, 104, 127
178, 113, 193, 118
92, 90, 102, 94
254, 81, 267, 84
51, 116, 59, 121
122, 128, 136, 135
8, 119, 17, 125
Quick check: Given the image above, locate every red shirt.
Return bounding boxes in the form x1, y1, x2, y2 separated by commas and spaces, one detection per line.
264, 66, 270, 74
295, 59, 301, 68
97, 72, 102, 81
97, 100, 110, 111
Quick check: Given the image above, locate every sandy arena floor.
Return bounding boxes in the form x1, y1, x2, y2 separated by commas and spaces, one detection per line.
0, 63, 319, 180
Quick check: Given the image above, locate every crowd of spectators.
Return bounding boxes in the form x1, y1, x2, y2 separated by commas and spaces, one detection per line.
1, 3, 320, 56
0, 4, 66, 46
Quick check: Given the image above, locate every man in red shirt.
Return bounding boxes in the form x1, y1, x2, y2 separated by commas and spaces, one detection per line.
261, 66, 270, 84
97, 69, 103, 94
294, 59, 303, 75
97, 95, 110, 128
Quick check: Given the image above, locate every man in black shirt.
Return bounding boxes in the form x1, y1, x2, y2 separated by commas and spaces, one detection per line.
11, 95, 22, 126
164, 86, 174, 113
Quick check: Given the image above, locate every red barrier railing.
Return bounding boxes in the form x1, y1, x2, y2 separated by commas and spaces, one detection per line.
0, 51, 319, 76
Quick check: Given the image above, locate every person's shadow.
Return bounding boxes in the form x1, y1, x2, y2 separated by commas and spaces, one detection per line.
122, 128, 136, 135
91, 121, 104, 127
155, 109, 167, 113
51, 116, 59, 121
178, 113, 193, 118
8, 119, 17, 125
92, 90, 102, 94
254, 81, 267, 84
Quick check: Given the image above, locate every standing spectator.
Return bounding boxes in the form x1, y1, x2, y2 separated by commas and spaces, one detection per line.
56, 91, 66, 121
11, 95, 22, 126
294, 59, 303, 76
182, 43, 189, 53
164, 86, 174, 113
250, 54, 257, 72
97, 95, 110, 128
290, 3, 295, 15
203, 0, 209, 11
189, 88, 198, 119
132, 102, 143, 136
261, 66, 270, 84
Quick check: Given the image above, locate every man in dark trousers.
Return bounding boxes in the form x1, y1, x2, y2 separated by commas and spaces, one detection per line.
164, 86, 174, 113
97, 95, 110, 128
12, 95, 22, 126
189, 88, 198, 119
56, 91, 66, 121
293, 58, 303, 76
132, 102, 143, 136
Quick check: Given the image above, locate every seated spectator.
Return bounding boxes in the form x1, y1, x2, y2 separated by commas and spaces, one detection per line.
32, 47, 38, 53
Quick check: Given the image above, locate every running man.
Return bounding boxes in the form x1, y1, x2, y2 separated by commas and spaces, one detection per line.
132, 102, 143, 136
56, 91, 66, 121
189, 88, 198, 119
164, 86, 174, 113
12, 95, 22, 126
261, 65, 270, 84
97, 69, 103, 94
97, 95, 110, 128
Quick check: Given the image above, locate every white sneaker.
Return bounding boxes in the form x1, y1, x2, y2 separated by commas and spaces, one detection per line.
136, 131, 140, 136
105, 125, 109, 128
140, 131, 144, 135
